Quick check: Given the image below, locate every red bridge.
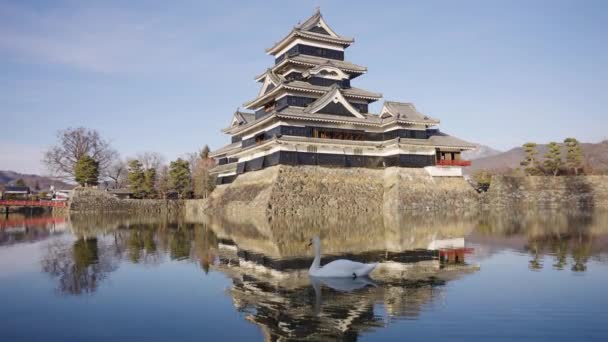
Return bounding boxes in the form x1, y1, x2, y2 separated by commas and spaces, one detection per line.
1, 216, 67, 229
0, 200, 68, 208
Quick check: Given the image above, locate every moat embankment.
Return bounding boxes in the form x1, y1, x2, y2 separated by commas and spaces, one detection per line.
484, 175, 608, 210
67, 168, 608, 216
69, 188, 183, 214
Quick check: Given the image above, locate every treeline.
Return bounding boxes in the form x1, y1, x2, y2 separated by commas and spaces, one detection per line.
471, 137, 588, 192
520, 138, 584, 176
43, 127, 215, 199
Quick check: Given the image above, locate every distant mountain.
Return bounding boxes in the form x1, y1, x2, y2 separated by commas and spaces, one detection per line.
462, 144, 502, 160
466, 141, 608, 174
0, 170, 74, 191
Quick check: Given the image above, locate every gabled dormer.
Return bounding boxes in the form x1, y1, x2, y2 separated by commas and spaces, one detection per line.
294, 8, 340, 38
255, 69, 284, 97
230, 110, 255, 127
306, 85, 365, 118
266, 9, 354, 60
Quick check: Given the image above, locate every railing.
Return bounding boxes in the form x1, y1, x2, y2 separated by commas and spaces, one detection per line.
0, 200, 68, 208
436, 160, 472, 167
1, 216, 67, 229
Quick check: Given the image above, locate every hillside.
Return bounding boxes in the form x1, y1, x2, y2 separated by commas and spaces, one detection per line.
0, 170, 74, 190
466, 141, 608, 174
462, 144, 502, 160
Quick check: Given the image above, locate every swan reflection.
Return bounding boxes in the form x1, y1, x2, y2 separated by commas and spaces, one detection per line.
17, 209, 608, 340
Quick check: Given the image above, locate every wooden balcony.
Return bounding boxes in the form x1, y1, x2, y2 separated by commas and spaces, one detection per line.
436, 160, 472, 167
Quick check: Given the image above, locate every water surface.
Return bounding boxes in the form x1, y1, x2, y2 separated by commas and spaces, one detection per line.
1, 210, 607, 341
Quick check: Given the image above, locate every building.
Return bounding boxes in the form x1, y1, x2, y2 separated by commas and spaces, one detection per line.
210, 9, 475, 185
0, 186, 31, 199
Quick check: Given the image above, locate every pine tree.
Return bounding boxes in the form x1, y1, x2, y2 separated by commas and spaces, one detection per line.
169, 158, 192, 198
127, 159, 145, 198
564, 137, 583, 175
15, 178, 27, 187
520, 142, 540, 175
143, 168, 157, 198
74, 155, 99, 187
200, 144, 210, 160
193, 145, 216, 198
543, 142, 562, 176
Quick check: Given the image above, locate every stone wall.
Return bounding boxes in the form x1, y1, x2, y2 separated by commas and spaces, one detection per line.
202, 165, 479, 217
383, 168, 479, 212
69, 188, 183, 214
484, 175, 608, 209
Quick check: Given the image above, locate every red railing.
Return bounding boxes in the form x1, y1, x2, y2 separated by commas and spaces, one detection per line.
436, 160, 472, 167
0, 216, 67, 229
0, 200, 68, 208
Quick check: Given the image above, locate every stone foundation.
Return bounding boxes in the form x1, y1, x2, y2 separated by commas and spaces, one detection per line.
202, 165, 479, 217
69, 188, 183, 214
484, 175, 608, 209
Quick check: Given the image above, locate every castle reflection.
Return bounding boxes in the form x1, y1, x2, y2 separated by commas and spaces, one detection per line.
2, 209, 607, 340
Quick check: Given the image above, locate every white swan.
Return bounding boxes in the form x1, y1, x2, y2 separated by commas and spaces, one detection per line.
308, 236, 377, 278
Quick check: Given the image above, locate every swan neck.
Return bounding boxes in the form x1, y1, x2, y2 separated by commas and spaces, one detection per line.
310, 242, 321, 272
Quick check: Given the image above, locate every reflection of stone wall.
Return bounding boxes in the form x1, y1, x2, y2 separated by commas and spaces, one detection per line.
201, 165, 479, 217
485, 176, 608, 209
69, 188, 183, 214
201, 210, 475, 259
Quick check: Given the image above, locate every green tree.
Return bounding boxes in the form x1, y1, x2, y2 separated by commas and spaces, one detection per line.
520, 142, 540, 175
543, 142, 562, 176
169, 158, 192, 198
15, 178, 27, 187
74, 155, 99, 187
143, 168, 157, 198
192, 145, 216, 199
564, 137, 583, 175
200, 144, 210, 160
472, 170, 493, 192
127, 159, 145, 198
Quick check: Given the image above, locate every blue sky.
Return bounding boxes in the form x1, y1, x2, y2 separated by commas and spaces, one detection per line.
1, 0, 607, 174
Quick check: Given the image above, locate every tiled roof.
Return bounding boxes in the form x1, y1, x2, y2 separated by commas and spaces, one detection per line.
254, 55, 367, 81
210, 141, 241, 157
244, 80, 382, 109
285, 80, 381, 99
427, 132, 476, 149
382, 101, 440, 124
234, 110, 255, 124
266, 11, 354, 54
283, 55, 367, 73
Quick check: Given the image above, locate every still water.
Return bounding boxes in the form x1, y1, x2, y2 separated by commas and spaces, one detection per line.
1, 210, 607, 341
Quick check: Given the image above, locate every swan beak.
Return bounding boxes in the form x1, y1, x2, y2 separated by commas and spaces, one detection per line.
307, 241, 312, 247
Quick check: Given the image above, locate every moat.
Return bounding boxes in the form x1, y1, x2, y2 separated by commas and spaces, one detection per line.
1, 210, 607, 341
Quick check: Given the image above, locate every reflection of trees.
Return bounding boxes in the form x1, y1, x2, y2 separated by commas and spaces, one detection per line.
477, 210, 606, 272
127, 231, 144, 263
193, 224, 218, 273
169, 224, 193, 260
42, 237, 118, 295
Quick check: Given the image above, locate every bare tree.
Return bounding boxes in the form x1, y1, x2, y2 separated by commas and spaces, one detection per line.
157, 165, 170, 199
105, 159, 127, 189
43, 127, 118, 180
136, 152, 165, 171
